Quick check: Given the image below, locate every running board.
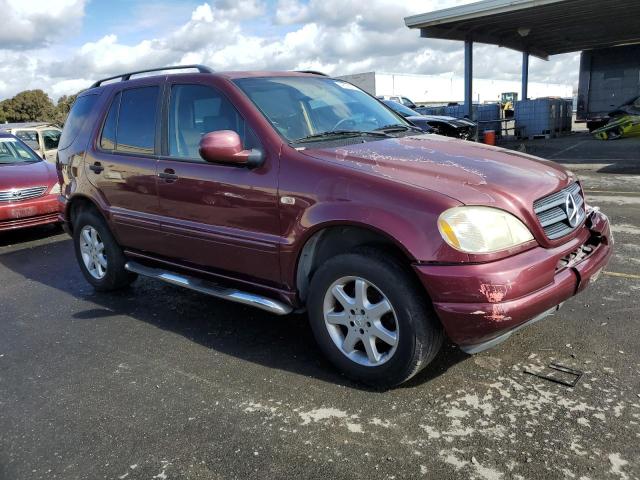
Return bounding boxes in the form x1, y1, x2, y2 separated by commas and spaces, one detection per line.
124, 261, 292, 316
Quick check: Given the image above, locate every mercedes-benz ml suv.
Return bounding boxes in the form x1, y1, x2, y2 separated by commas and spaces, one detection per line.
57, 65, 613, 387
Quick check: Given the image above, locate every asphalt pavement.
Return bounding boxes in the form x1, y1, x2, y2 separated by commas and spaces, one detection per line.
0, 170, 639, 480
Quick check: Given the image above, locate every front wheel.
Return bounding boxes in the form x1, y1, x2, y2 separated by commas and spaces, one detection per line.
307, 248, 443, 388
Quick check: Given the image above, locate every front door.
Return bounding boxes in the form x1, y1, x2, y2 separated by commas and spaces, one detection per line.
155, 82, 281, 285
85, 83, 162, 252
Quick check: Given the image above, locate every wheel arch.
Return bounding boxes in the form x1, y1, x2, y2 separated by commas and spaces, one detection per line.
294, 222, 418, 304
65, 194, 107, 232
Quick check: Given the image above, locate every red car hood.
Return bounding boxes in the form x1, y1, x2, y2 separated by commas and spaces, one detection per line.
0, 161, 57, 190
301, 134, 576, 216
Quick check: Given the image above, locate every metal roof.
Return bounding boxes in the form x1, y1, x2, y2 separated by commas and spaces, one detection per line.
0, 122, 54, 130
405, 0, 640, 59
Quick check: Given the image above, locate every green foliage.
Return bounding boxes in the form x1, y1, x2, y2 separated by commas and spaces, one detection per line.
0, 90, 82, 126
3, 90, 56, 123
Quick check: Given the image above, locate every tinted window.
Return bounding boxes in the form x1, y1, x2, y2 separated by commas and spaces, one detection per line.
100, 92, 120, 150
168, 84, 249, 159
59, 94, 99, 150
42, 129, 61, 150
116, 86, 159, 155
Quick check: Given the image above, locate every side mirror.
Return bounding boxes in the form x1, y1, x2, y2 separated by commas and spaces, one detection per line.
198, 130, 263, 168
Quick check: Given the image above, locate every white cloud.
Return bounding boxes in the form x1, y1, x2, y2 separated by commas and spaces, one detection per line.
0, 0, 86, 49
0, 0, 579, 101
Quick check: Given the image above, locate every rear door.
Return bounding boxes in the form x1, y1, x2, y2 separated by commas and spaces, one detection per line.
85, 82, 163, 252
154, 80, 281, 285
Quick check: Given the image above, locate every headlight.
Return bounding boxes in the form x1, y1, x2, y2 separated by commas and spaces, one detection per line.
49, 183, 61, 195
438, 206, 534, 253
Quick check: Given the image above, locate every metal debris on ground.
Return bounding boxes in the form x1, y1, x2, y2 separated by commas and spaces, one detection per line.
523, 363, 584, 388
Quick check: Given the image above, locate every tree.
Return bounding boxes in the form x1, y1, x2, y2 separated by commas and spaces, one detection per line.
0, 100, 8, 123
54, 93, 79, 125
2, 90, 56, 123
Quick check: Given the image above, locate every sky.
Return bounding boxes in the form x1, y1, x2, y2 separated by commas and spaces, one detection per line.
0, 0, 580, 102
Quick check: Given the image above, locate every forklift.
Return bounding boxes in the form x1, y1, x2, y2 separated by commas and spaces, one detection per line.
501, 92, 518, 118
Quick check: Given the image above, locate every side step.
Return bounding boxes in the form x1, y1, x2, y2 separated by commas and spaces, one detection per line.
124, 261, 292, 316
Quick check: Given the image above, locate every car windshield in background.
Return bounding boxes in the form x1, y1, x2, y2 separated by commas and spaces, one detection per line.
384, 100, 419, 118
0, 138, 41, 164
15, 130, 40, 145
234, 77, 409, 143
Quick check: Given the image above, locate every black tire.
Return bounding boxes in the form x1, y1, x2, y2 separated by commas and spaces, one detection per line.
307, 247, 443, 388
73, 209, 137, 291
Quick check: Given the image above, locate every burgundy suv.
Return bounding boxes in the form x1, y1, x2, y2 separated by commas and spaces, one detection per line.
57, 66, 612, 387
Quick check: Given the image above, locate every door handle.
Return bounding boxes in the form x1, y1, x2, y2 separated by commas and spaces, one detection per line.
158, 168, 178, 181
89, 162, 104, 174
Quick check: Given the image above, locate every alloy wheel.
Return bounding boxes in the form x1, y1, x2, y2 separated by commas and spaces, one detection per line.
322, 276, 399, 367
79, 225, 107, 280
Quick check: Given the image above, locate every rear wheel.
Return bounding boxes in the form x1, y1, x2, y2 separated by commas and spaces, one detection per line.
73, 210, 136, 291
307, 248, 443, 387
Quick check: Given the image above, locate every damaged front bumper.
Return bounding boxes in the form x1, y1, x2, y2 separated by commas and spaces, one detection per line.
414, 209, 613, 353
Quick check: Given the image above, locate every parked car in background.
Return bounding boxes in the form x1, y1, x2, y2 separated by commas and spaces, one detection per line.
0, 133, 61, 232
383, 100, 477, 140
59, 66, 612, 388
377, 95, 418, 109
0, 123, 62, 163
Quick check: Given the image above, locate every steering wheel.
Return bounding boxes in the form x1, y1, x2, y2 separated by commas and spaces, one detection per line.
331, 117, 358, 131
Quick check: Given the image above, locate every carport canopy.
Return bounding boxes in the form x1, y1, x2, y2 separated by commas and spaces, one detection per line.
404, 0, 640, 60
404, 0, 640, 118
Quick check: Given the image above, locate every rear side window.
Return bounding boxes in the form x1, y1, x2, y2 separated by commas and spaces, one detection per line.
100, 92, 120, 150
59, 94, 99, 150
115, 86, 159, 155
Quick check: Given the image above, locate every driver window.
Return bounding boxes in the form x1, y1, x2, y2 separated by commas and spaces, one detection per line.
168, 84, 250, 160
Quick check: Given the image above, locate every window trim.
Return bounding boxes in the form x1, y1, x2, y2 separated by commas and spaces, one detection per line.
159, 81, 260, 165
95, 84, 162, 159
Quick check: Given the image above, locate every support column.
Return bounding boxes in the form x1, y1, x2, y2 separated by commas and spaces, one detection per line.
464, 38, 473, 118
522, 51, 529, 101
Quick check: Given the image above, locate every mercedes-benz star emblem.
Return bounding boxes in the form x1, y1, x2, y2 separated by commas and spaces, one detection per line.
565, 193, 579, 227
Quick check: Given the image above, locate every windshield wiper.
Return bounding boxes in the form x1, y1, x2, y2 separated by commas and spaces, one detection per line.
375, 124, 423, 133
292, 129, 391, 144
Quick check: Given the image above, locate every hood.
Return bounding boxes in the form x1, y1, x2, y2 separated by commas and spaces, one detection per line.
300, 134, 575, 217
0, 160, 57, 190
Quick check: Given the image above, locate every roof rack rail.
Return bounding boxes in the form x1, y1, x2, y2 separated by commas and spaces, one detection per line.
295, 70, 329, 76
90, 64, 214, 88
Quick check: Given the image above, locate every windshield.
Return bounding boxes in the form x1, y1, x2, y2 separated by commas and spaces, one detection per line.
384, 100, 419, 118
0, 137, 41, 164
15, 130, 40, 149
234, 77, 409, 143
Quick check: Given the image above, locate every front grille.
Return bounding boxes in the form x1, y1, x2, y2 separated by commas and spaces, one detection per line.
0, 186, 47, 203
534, 183, 585, 240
